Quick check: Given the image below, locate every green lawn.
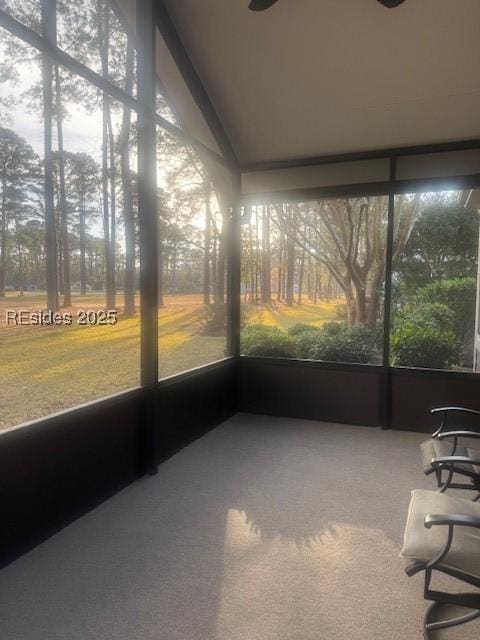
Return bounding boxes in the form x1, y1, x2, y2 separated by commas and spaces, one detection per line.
0, 293, 342, 430
242, 298, 342, 332
0, 292, 226, 430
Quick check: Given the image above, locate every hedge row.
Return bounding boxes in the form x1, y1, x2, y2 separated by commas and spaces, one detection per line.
241, 322, 377, 364
241, 278, 476, 369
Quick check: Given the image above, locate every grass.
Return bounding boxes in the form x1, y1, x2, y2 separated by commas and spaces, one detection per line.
0, 292, 225, 430
0, 292, 342, 430
242, 297, 342, 332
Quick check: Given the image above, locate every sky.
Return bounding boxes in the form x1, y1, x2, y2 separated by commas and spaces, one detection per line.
0, 44, 120, 163
0, 29, 137, 246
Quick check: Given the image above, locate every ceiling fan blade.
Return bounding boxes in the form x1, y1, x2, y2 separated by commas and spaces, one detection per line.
249, 0, 406, 11
377, 0, 407, 7
248, 0, 280, 11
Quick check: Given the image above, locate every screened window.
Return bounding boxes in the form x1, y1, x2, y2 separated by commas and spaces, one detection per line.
390, 189, 480, 371
240, 197, 388, 365
0, 3, 140, 430
157, 129, 229, 379
0, 0, 41, 32
57, 0, 137, 97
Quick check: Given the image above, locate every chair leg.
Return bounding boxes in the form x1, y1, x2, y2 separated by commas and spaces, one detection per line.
437, 467, 454, 493
424, 602, 480, 639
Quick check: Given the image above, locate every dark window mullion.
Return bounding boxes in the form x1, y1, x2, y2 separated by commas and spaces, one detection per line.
137, 0, 158, 387
380, 157, 397, 427
137, 0, 158, 473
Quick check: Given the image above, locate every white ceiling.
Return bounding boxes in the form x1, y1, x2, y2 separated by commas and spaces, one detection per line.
163, 0, 480, 165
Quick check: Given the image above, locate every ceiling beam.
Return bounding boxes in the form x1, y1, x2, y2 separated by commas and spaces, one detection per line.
241, 172, 480, 205
241, 139, 480, 173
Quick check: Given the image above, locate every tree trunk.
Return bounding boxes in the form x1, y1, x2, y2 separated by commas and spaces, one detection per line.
170, 241, 177, 293
41, 0, 58, 312
354, 284, 368, 325
297, 220, 307, 305
214, 230, 226, 305
98, 0, 115, 309
248, 221, 254, 304
119, 38, 135, 316
0, 177, 7, 297
79, 187, 87, 295
158, 220, 164, 307
54, 65, 71, 306
101, 97, 114, 306
297, 245, 305, 305
285, 206, 295, 305
306, 257, 312, 301
206, 199, 229, 335
57, 218, 64, 294
203, 183, 211, 306
262, 204, 271, 305
277, 234, 283, 302
106, 104, 116, 308
212, 228, 217, 298
366, 261, 385, 328
15, 218, 24, 295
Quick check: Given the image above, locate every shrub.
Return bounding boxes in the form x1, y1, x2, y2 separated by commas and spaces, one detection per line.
394, 302, 456, 334
241, 324, 297, 358
287, 323, 319, 337
320, 321, 346, 337
293, 329, 323, 358
309, 328, 375, 364
241, 321, 380, 364
293, 321, 376, 363
391, 322, 459, 369
416, 278, 476, 343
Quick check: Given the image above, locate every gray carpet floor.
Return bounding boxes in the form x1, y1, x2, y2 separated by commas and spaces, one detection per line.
0, 413, 478, 639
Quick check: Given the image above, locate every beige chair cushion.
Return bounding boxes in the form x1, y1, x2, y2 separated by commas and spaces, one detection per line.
420, 437, 480, 474
400, 489, 480, 581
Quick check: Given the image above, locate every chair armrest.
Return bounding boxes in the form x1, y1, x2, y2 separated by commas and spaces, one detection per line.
421, 512, 480, 569
430, 455, 480, 468
431, 407, 480, 416
431, 407, 480, 438
437, 430, 480, 441
425, 513, 480, 529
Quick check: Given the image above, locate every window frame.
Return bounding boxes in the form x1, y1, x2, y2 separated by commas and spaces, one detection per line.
0, 0, 236, 435
239, 163, 480, 427
2, 0, 480, 435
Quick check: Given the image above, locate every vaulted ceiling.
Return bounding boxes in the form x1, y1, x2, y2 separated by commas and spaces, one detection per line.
162, 0, 480, 165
